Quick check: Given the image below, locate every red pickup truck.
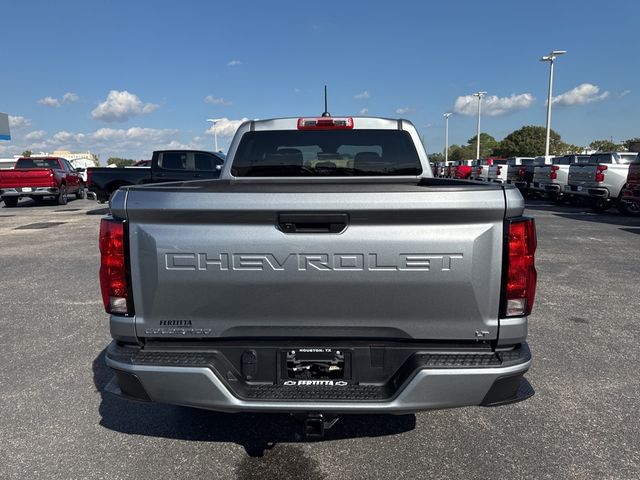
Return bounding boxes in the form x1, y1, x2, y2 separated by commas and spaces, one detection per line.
0, 157, 84, 207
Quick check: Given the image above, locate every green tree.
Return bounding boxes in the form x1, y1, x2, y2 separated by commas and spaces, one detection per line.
558, 143, 584, 155
624, 137, 640, 153
494, 125, 564, 157
589, 139, 624, 152
429, 152, 444, 163
448, 144, 474, 161
21, 150, 32, 157
107, 157, 137, 167
467, 133, 498, 158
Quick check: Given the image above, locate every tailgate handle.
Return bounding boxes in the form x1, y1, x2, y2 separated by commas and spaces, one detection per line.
278, 213, 348, 234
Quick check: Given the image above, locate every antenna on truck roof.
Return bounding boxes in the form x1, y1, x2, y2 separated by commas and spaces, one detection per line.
321, 85, 331, 117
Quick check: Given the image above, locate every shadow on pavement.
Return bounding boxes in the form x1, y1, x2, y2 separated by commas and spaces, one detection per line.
86, 207, 110, 215
620, 228, 640, 235
93, 349, 416, 457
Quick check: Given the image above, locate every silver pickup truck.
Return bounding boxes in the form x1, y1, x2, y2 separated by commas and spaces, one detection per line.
530, 155, 589, 200
566, 152, 640, 214
101, 116, 536, 435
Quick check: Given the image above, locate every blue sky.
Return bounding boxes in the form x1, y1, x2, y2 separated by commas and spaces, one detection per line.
1, 0, 638, 162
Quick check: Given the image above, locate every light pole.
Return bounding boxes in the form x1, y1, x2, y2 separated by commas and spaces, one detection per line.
206, 118, 221, 152
472, 91, 486, 159
540, 50, 566, 157
443, 112, 452, 162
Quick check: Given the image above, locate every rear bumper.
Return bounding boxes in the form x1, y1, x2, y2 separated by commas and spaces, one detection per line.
564, 185, 609, 198
0, 187, 59, 196
531, 182, 561, 193
105, 341, 533, 413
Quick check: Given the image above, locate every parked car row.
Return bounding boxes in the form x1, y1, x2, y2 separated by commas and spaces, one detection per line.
432, 151, 640, 215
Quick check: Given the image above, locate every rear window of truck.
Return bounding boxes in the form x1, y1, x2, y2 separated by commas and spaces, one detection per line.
16, 158, 62, 169
231, 130, 422, 177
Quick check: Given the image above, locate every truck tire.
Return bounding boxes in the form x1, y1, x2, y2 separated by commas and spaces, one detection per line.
617, 192, 640, 216
589, 197, 610, 212
2, 196, 18, 208
76, 187, 85, 200
57, 185, 68, 205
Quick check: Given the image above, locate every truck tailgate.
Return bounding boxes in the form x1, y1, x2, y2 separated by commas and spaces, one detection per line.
568, 164, 597, 187
0, 169, 54, 188
120, 182, 511, 341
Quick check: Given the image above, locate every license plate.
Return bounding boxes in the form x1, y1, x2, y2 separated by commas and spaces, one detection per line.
22, 187, 32, 192
281, 348, 349, 385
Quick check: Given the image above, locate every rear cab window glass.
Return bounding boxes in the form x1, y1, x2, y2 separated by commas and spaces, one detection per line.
16, 158, 62, 169
231, 130, 422, 177
159, 152, 187, 170
619, 153, 639, 164
588, 154, 613, 164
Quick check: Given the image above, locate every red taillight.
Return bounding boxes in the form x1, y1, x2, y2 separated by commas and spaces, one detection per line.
297, 117, 354, 130
518, 166, 527, 179
99, 218, 131, 315
86, 169, 92, 188
503, 218, 537, 317
550, 165, 560, 180
595, 164, 607, 182
477, 166, 483, 174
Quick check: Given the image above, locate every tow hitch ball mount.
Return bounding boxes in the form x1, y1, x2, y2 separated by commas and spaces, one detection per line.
293, 413, 340, 438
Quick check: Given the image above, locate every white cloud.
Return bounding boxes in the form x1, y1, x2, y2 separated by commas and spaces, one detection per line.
620, 90, 631, 98
354, 91, 370, 100
62, 92, 79, 103
453, 93, 535, 116
8, 116, 32, 129
227, 60, 241, 66
551, 83, 609, 107
38, 96, 61, 107
293, 88, 301, 93
205, 118, 249, 138
359, 108, 369, 115
91, 90, 159, 122
24, 130, 47, 141
38, 92, 79, 107
204, 95, 232, 106
396, 107, 415, 115
0, 126, 188, 160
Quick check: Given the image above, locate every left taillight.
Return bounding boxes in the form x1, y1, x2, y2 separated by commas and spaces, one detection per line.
86, 169, 92, 188
502, 218, 537, 317
99, 218, 132, 315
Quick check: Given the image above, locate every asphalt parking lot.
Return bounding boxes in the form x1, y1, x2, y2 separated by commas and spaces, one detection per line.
0, 196, 639, 480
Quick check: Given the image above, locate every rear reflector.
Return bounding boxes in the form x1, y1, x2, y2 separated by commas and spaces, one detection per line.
503, 218, 537, 317
297, 117, 354, 130
518, 166, 526, 179
99, 218, 131, 315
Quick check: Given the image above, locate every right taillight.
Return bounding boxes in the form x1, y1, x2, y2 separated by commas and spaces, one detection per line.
86, 169, 92, 188
595, 164, 607, 182
549, 165, 560, 180
99, 218, 132, 315
503, 218, 537, 317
